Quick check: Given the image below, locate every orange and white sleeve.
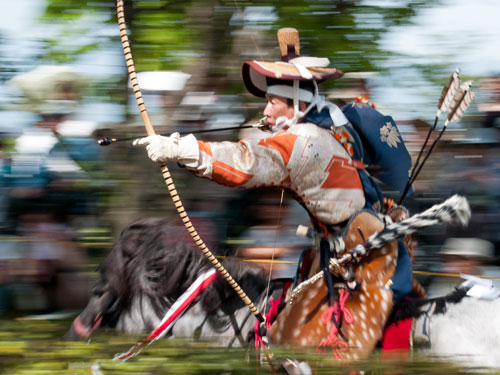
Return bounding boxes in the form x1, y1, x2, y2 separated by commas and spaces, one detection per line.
186, 131, 298, 189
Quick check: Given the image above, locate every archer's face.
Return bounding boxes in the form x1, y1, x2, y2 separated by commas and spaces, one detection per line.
263, 94, 295, 130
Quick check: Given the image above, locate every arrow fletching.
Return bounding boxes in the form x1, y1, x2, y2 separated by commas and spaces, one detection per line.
437, 69, 461, 115
448, 80, 475, 123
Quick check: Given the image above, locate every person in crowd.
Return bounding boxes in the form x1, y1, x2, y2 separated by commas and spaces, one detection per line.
1, 66, 94, 313
427, 237, 498, 297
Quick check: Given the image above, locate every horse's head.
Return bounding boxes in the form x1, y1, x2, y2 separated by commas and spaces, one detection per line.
64, 217, 216, 340
65, 216, 270, 342
65, 218, 170, 340
64, 277, 120, 340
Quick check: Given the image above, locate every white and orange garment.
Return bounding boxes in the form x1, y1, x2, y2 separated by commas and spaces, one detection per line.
187, 122, 366, 226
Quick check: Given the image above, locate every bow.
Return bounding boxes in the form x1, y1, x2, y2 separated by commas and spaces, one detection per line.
115, 0, 264, 325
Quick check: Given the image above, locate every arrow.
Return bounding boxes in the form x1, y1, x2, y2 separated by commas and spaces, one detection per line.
437, 68, 461, 115
447, 80, 475, 124
402, 69, 461, 203
400, 79, 475, 205
97, 120, 266, 146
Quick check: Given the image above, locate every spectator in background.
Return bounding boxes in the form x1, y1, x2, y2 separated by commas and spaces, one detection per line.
0, 65, 96, 313
234, 189, 310, 279
427, 237, 499, 297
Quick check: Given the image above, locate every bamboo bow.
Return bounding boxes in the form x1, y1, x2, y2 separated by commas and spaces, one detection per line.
115, 0, 264, 325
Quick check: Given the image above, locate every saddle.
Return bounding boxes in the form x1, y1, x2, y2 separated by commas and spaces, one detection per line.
270, 209, 403, 360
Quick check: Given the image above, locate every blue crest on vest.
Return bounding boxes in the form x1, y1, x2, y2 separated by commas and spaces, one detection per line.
304, 101, 412, 195
341, 102, 411, 194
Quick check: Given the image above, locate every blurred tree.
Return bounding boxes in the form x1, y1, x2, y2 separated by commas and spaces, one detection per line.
39, 0, 442, 90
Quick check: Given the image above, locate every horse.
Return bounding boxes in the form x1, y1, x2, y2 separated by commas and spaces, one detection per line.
64, 217, 270, 347
66, 196, 499, 369
388, 285, 500, 369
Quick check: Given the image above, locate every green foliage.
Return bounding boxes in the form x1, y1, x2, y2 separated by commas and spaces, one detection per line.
0, 318, 486, 374
39, 0, 440, 84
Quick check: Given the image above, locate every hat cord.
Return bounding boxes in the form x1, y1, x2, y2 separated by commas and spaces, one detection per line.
272, 80, 349, 131
272, 80, 317, 131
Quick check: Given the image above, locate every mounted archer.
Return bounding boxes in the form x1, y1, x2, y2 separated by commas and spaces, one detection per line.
134, 28, 411, 234
133, 27, 420, 357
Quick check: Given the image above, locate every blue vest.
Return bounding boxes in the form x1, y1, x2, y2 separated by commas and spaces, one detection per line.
305, 103, 414, 301
305, 101, 412, 204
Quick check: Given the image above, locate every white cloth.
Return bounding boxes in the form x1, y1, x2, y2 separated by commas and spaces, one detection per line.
133, 133, 200, 167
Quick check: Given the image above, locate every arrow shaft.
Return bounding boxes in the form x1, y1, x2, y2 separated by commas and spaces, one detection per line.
97, 124, 263, 146
399, 71, 467, 205
409, 116, 438, 181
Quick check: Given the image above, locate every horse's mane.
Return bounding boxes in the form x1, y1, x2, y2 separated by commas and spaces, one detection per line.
386, 287, 468, 326
99, 218, 268, 318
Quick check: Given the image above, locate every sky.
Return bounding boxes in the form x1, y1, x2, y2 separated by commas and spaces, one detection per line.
369, 0, 500, 119
380, 0, 500, 76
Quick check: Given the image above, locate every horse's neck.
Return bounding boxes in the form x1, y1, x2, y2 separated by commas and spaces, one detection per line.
116, 294, 164, 334
171, 294, 263, 347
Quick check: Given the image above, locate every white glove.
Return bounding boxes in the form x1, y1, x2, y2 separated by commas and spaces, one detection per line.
133, 132, 200, 167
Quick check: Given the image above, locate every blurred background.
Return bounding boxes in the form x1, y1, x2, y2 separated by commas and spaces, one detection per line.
0, 0, 499, 315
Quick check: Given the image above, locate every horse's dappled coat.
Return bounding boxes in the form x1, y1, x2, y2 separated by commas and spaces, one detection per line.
270, 211, 398, 360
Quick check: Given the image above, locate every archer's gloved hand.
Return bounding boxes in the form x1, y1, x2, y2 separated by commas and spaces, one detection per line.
133, 133, 200, 167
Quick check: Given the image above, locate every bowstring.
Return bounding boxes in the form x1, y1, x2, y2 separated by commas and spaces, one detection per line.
233, 0, 280, 318
260, 189, 285, 317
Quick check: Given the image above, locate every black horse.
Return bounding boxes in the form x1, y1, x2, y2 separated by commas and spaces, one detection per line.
65, 218, 269, 347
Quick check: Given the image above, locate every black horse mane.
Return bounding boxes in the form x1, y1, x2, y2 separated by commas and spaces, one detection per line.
99, 218, 268, 318
386, 287, 469, 326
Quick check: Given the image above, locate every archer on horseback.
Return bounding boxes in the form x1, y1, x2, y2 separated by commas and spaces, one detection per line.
133, 27, 418, 355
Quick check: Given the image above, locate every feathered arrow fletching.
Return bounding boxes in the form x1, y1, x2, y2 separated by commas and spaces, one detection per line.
448, 80, 475, 123
437, 69, 461, 114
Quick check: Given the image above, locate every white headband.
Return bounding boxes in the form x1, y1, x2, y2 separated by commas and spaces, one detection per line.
266, 84, 313, 103
268, 80, 349, 133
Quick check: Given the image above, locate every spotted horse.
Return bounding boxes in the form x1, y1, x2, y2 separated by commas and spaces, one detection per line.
270, 195, 470, 362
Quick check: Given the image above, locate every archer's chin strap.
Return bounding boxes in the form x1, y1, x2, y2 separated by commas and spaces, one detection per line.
272, 80, 349, 132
